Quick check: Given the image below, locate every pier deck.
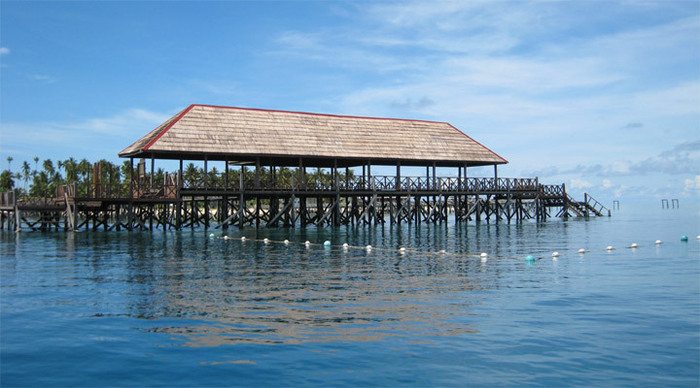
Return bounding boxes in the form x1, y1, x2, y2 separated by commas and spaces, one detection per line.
1, 175, 608, 232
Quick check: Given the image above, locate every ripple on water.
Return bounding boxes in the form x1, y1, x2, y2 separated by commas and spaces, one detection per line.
1, 211, 699, 386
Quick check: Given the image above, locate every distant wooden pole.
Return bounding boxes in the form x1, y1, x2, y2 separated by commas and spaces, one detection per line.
396, 161, 401, 226
300, 158, 306, 227
396, 161, 401, 190
367, 160, 372, 189
224, 160, 229, 189
177, 159, 183, 229
239, 165, 245, 229
333, 159, 339, 226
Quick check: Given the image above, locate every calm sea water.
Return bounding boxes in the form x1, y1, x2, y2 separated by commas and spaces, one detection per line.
1, 205, 699, 386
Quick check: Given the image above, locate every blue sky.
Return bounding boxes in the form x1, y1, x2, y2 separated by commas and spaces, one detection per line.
1, 1, 698, 203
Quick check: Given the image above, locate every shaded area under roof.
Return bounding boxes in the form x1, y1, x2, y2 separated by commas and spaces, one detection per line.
119, 104, 508, 167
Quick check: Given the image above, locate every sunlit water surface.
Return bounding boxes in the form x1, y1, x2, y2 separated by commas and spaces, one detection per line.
2, 206, 699, 386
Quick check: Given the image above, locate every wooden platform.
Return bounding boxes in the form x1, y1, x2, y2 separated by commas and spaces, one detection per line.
0, 176, 609, 232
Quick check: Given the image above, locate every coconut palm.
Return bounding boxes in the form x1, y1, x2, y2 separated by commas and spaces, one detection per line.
21, 161, 31, 191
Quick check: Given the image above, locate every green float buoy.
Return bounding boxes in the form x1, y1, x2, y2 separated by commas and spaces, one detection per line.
681, 235, 688, 242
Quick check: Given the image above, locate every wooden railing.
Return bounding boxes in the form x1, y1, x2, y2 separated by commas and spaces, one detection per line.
0, 191, 16, 208
540, 184, 564, 197
584, 193, 610, 216
132, 173, 178, 199
181, 175, 543, 193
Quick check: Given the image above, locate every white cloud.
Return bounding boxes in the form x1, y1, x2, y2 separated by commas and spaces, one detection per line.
0, 47, 9, 55
570, 178, 593, 190
29, 74, 57, 83
684, 176, 700, 191
602, 179, 613, 189
0, 108, 170, 160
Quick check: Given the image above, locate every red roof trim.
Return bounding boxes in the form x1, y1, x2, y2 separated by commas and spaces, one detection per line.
445, 123, 508, 164
142, 104, 195, 151
192, 103, 450, 125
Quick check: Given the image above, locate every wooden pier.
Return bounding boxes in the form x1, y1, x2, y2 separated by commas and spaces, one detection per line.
0, 173, 609, 232
1, 104, 610, 231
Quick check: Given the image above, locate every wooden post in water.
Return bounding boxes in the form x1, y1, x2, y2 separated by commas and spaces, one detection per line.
236, 165, 244, 229
176, 159, 183, 229
395, 161, 401, 226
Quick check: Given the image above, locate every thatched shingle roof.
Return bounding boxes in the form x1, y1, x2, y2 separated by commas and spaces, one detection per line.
119, 104, 507, 167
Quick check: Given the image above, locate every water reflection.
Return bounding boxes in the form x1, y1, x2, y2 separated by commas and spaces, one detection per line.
128, 228, 497, 347
1, 222, 571, 348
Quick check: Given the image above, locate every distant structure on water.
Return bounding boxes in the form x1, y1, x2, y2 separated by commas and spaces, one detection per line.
0, 104, 609, 231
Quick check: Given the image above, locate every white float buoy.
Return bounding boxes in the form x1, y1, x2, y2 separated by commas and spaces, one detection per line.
323, 240, 331, 247
263, 238, 270, 244
366, 245, 372, 251
209, 233, 215, 238
629, 243, 638, 248
342, 243, 349, 249
439, 249, 446, 254
696, 235, 700, 240
240, 236, 246, 241
551, 251, 560, 258
577, 248, 586, 254
283, 239, 290, 245
655, 240, 662, 245
305, 240, 311, 246
223, 236, 230, 240
480, 252, 488, 258
399, 247, 406, 252
606, 245, 614, 251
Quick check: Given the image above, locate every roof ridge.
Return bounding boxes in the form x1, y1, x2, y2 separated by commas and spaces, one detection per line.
142, 104, 196, 151
192, 103, 450, 125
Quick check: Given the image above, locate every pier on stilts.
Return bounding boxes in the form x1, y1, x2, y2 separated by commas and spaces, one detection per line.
0, 104, 609, 232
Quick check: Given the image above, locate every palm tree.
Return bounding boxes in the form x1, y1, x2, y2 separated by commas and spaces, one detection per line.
0, 170, 14, 191
21, 161, 31, 191
62, 157, 78, 183
6, 156, 13, 172
77, 159, 91, 196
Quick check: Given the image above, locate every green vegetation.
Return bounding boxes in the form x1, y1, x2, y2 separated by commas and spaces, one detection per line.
0, 156, 353, 198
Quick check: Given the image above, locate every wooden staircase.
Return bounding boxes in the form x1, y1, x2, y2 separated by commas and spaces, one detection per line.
566, 193, 610, 217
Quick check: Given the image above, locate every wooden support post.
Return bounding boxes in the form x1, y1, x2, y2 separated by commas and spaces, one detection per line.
464, 164, 468, 189
299, 159, 306, 227
362, 165, 366, 188
254, 158, 261, 228
396, 161, 401, 226
562, 183, 568, 219
345, 167, 350, 189
176, 159, 183, 229
128, 158, 135, 230
255, 196, 261, 229
220, 161, 227, 228
224, 160, 229, 189
494, 165, 499, 224
333, 159, 340, 226
367, 160, 372, 189
426, 166, 430, 189
432, 162, 437, 223
416, 195, 421, 225
239, 165, 245, 229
